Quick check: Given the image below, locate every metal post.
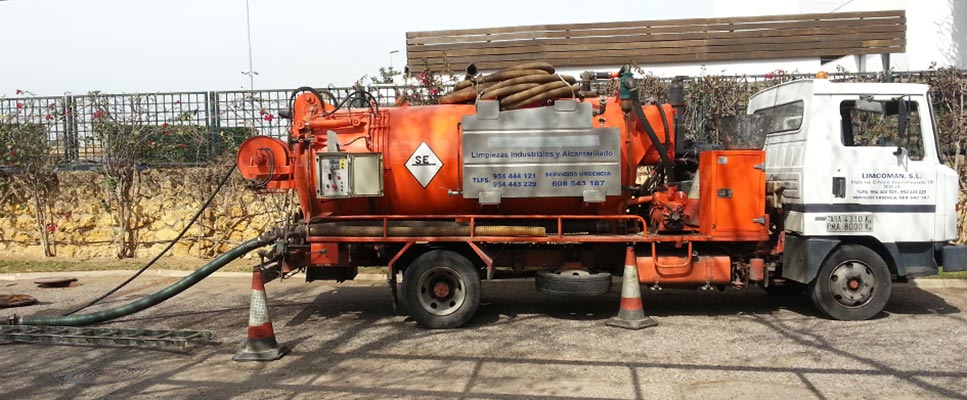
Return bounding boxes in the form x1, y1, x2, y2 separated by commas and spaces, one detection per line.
881, 53, 893, 83
208, 92, 221, 160
66, 95, 78, 164
243, 0, 257, 91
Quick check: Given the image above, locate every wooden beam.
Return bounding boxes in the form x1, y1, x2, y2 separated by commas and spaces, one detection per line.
408, 24, 905, 51
408, 33, 906, 59
405, 10, 904, 39
406, 18, 904, 46
410, 40, 905, 66
410, 46, 906, 72
405, 10, 908, 71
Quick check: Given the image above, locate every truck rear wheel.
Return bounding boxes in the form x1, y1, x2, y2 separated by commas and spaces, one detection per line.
401, 250, 481, 329
809, 245, 891, 321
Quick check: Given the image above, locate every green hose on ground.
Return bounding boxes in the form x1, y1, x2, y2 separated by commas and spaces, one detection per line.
10, 235, 276, 327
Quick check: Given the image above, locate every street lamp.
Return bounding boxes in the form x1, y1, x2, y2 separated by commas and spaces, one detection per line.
389, 50, 400, 71
242, 0, 258, 91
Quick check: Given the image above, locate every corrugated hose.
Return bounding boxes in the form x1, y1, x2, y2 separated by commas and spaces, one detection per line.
440, 62, 592, 109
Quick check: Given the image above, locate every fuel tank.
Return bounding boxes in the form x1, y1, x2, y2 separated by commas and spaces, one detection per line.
238, 95, 675, 217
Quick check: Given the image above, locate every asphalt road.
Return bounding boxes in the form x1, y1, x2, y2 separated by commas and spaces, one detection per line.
1, 274, 965, 400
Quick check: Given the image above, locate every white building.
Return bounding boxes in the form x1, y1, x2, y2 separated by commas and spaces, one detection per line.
409, 1, 964, 80
575, 0, 964, 78
700, 0, 963, 74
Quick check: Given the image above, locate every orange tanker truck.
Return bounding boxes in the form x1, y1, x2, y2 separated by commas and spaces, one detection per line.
235, 64, 967, 332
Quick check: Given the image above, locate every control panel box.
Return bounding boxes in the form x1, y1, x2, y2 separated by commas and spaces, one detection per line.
315, 152, 383, 198
699, 150, 768, 238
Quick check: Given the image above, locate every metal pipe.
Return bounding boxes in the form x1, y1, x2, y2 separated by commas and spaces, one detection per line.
668, 76, 686, 156
243, 0, 257, 91
10, 234, 278, 327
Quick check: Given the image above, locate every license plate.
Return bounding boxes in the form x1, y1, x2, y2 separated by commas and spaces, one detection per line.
826, 214, 874, 232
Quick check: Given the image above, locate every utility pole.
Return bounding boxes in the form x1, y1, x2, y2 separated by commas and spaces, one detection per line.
241, 0, 258, 91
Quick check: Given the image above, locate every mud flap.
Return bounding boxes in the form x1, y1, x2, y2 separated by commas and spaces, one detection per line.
942, 244, 967, 272
781, 236, 839, 284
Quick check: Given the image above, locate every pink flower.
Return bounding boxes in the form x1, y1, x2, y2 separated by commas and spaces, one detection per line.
164, 130, 171, 136
16, 103, 24, 109
45, 114, 53, 121
161, 122, 169, 127
147, 140, 154, 145
177, 143, 188, 148
15, 89, 23, 95
263, 114, 274, 122
48, 103, 56, 108
429, 87, 440, 95
92, 109, 106, 119
258, 109, 266, 115
765, 72, 775, 79
46, 223, 57, 233
9, 150, 16, 156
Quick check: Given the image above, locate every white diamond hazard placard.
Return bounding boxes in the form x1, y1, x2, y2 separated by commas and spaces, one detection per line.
405, 142, 443, 188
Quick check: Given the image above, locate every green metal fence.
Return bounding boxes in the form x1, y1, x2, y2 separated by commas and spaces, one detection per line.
0, 70, 960, 168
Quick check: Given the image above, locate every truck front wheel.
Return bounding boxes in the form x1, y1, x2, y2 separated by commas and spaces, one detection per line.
401, 250, 481, 329
809, 245, 891, 320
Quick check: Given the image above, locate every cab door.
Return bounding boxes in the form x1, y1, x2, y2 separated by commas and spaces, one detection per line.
827, 95, 939, 243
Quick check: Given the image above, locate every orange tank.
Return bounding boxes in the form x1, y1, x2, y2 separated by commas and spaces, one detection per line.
237, 93, 676, 218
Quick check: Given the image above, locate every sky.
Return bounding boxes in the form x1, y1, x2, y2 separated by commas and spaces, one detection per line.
0, 0, 716, 97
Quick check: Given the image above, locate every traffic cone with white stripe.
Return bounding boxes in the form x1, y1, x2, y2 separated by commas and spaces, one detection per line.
234, 265, 288, 361
606, 247, 658, 329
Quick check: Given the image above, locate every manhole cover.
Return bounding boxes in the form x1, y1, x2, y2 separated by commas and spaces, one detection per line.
0, 294, 37, 308
64, 366, 148, 385
35, 277, 78, 288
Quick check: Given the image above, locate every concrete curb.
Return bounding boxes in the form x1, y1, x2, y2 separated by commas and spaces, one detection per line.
904, 279, 967, 288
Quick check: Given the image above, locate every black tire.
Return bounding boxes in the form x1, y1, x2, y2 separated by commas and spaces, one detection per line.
401, 250, 481, 329
535, 270, 612, 296
809, 245, 892, 321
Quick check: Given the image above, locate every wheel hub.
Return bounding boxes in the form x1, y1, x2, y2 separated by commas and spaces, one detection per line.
829, 261, 876, 308
433, 281, 450, 298
416, 267, 467, 316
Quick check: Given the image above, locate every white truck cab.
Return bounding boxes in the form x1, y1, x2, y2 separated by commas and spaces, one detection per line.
750, 79, 967, 320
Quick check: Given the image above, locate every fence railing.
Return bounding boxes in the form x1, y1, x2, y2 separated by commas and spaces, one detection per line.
0, 70, 958, 168
0, 85, 435, 167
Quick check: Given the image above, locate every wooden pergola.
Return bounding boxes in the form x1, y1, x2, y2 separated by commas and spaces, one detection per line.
406, 10, 906, 72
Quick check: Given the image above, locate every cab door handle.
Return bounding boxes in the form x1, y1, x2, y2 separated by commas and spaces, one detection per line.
832, 177, 846, 198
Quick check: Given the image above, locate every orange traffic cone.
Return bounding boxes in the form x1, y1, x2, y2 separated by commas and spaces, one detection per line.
234, 266, 288, 361
606, 247, 658, 330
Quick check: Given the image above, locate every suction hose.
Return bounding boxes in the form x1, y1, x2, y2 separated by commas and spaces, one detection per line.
63, 163, 239, 316
441, 62, 586, 110
9, 233, 278, 327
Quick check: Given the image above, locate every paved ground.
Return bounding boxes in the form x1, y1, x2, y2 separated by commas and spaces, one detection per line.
1, 274, 965, 400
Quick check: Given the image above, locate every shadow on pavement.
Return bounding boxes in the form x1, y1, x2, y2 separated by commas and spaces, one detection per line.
0, 280, 963, 400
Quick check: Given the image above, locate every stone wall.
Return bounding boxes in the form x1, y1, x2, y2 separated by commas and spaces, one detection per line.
1, 167, 965, 262
0, 168, 292, 259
